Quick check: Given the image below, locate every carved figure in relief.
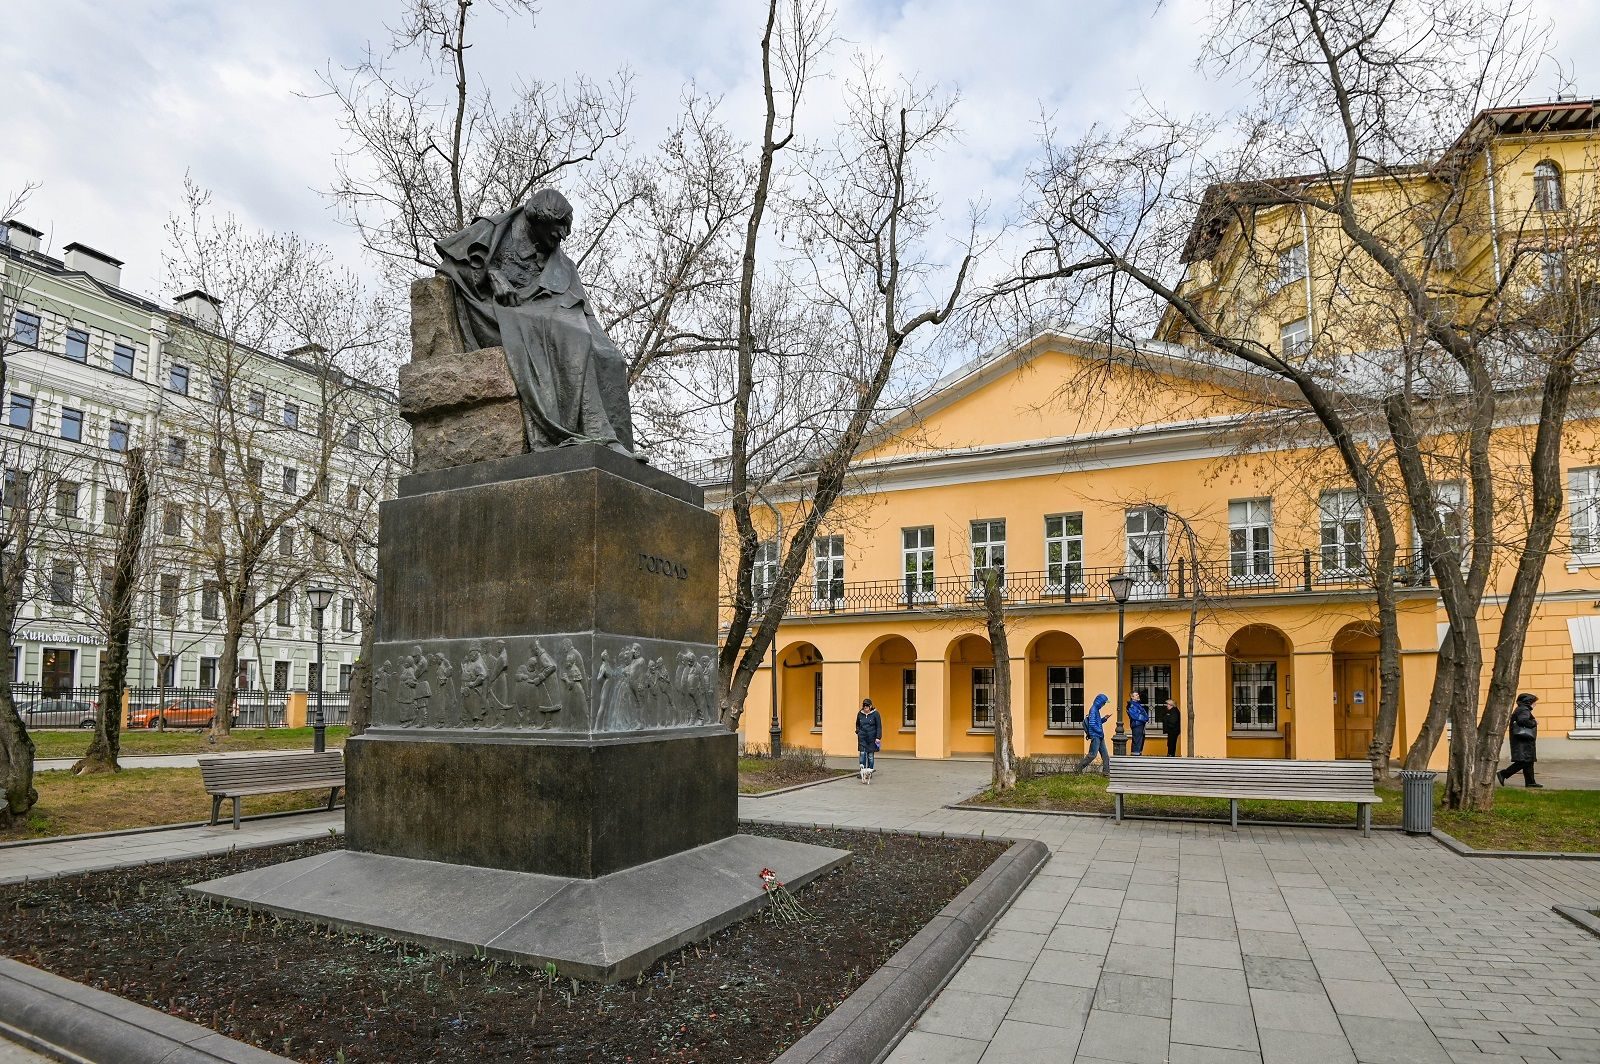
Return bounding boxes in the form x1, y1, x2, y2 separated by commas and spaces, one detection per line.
614, 644, 647, 730
520, 641, 560, 727
559, 639, 587, 722
488, 639, 512, 713
460, 643, 490, 727
373, 658, 394, 723
409, 646, 433, 727
395, 655, 420, 727
698, 655, 717, 723
648, 656, 670, 719
673, 650, 697, 722
593, 650, 618, 730
431, 652, 457, 727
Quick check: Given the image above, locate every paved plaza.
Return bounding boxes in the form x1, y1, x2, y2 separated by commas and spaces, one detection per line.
3, 759, 1599, 1063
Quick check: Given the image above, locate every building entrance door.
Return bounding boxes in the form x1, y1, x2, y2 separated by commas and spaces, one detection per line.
41, 647, 76, 697
1334, 655, 1377, 760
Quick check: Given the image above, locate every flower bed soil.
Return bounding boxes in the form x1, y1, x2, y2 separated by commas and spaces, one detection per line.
0, 825, 1006, 1062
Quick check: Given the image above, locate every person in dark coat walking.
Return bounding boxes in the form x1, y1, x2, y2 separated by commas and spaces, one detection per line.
855, 698, 883, 784
1497, 692, 1543, 787
1078, 693, 1111, 774
1127, 693, 1149, 755
1161, 699, 1182, 756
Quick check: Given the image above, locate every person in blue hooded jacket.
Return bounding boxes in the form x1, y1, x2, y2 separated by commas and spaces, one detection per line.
1127, 693, 1149, 755
1078, 693, 1111, 774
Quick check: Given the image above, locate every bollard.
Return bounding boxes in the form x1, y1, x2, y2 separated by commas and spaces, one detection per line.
1401, 769, 1437, 835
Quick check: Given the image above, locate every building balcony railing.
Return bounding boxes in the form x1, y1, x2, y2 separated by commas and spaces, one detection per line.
762, 549, 1438, 619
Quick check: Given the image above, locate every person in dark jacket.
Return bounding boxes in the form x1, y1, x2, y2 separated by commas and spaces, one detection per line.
1127, 693, 1149, 755
1078, 693, 1111, 774
1162, 700, 1182, 756
855, 698, 883, 784
1497, 692, 1543, 788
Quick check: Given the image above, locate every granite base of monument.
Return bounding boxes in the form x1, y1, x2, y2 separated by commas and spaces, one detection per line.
188, 833, 851, 983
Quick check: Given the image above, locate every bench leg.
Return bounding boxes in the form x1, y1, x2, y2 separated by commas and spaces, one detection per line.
1230, 799, 1238, 831
1360, 804, 1371, 838
210, 795, 222, 826
1114, 794, 1123, 824
327, 786, 341, 812
232, 797, 241, 831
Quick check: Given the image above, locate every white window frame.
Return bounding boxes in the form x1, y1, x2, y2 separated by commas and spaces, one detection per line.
1279, 317, 1311, 356
1575, 654, 1600, 731
1046, 664, 1085, 730
1571, 468, 1600, 561
1228, 498, 1274, 584
1534, 160, 1564, 212
1414, 480, 1466, 570
1231, 661, 1278, 732
902, 667, 917, 729
970, 519, 1006, 593
1045, 513, 1085, 594
812, 534, 845, 608
753, 539, 779, 604
812, 671, 823, 729
1273, 243, 1307, 290
971, 666, 995, 730
901, 526, 935, 603
1319, 489, 1367, 577
1124, 506, 1167, 598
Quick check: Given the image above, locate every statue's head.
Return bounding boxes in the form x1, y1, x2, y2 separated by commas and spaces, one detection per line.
523, 189, 574, 252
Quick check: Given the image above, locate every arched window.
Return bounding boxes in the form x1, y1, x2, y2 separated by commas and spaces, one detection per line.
1533, 160, 1564, 212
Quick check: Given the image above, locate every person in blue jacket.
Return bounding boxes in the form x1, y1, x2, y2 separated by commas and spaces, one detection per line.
1127, 693, 1149, 755
855, 698, 883, 784
1079, 693, 1110, 774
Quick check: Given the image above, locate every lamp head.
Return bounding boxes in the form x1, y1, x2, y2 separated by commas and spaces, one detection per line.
1108, 571, 1135, 605
307, 586, 335, 612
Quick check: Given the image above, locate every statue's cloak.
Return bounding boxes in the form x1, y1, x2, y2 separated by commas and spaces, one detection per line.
435, 210, 633, 451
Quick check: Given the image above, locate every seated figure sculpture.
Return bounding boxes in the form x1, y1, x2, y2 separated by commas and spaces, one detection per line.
434, 188, 636, 455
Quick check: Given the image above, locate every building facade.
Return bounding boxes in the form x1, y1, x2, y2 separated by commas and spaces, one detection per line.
0, 220, 403, 708
717, 100, 1600, 765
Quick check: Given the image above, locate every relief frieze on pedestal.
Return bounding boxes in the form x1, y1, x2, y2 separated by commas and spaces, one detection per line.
371, 634, 718, 735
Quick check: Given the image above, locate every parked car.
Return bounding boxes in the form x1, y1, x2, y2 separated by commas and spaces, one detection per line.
127, 697, 238, 730
18, 697, 98, 729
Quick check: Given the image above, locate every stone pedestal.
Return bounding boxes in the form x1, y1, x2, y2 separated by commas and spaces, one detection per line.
191, 445, 849, 978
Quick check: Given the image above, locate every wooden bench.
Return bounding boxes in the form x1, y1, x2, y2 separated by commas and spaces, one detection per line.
199, 752, 346, 830
1106, 757, 1381, 836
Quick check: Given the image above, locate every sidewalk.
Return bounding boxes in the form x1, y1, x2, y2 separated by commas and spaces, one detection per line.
4, 760, 1600, 1063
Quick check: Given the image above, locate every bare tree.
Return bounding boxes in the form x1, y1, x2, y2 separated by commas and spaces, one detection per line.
978, 567, 1018, 790
162, 184, 393, 738
72, 447, 152, 774
994, 0, 1594, 809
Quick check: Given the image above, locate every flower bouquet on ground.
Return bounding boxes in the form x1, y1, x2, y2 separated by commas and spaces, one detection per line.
758, 867, 811, 923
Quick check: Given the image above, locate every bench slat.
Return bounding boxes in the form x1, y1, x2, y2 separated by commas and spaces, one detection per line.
1105, 757, 1380, 835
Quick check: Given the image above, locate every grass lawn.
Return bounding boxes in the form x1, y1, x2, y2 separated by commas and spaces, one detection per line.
2, 767, 336, 841
27, 726, 348, 761
737, 755, 851, 794
969, 771, 1600, 854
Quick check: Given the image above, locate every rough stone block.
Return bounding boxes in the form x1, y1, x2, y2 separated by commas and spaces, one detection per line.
409, 275, 466, 361
397, 346, 517, 417
406, 396, 525, 473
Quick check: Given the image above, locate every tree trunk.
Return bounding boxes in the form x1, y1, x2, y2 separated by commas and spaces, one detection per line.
347, 604, 376, 736
1366, 515, 1403, 784
212, 605, 246, 738
75, 448, 152, 775
1403, 635, 1453, 771
0, 642, 34, 830
981, 571, 1016, 791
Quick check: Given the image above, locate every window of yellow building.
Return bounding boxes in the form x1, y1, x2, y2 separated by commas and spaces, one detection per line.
1570, 469, 1600, 557
971, 666, 995, 730
1319, 489, 1366, 575
902, 667, 917, 729
1045, 513, 1085, 593
1575, 655, 1599, 731
812, 672, 822, 729
1131, 664, 1172, 726
1229, 499, 1274, 582
1534, 159, 1564, 212
1232, 662, 1278, 731
1279, 317, 1310, 356
1124, 506, 1167, 595
971, 520, 1006, 587
1273, 243, 1307, 291
813, 535, 844, 607
753, 539, 779, 602
902, 527, 935, 601
1047, 665, 1085, 729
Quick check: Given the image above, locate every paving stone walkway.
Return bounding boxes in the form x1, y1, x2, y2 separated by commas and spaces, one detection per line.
3, 757, 1599, 1064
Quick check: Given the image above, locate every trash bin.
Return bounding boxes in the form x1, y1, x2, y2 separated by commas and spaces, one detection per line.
1401, 769, 1437, 835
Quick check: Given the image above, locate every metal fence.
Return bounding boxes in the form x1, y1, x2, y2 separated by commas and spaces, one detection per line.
1578, 700, 1600, 730
767, 549, 1430, 619
9, 682, 350, 729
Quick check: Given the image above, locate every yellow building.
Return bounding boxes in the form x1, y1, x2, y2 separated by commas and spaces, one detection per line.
713, 100, 1600, 765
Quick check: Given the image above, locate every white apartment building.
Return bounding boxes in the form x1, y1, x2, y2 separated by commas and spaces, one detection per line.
0, 218, 405, 707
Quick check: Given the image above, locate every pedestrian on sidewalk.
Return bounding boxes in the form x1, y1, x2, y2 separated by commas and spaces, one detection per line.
856, 698, 882, 784
1497, 692, 1543, 788
1127, 693, 1149, 755
1162, 699, 1182, 757
1079, 693, 1110, 774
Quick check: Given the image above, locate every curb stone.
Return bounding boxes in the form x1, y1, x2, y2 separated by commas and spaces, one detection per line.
0, 805, 346, 852
771, 835, 1048, 1064
1429, 827, 1600, 861
0, 958, 294, 1064
1553, 904, 1600, 937
738, 772, 857, 799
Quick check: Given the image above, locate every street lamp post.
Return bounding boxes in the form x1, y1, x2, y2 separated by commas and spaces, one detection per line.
1108, 572, 1135, 758
307, 587, 335, 754
768, 641, 782, 758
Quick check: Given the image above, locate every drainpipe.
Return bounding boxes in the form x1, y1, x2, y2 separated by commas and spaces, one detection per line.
1484, 147, 1503, 286
1298, 206, 1316, 336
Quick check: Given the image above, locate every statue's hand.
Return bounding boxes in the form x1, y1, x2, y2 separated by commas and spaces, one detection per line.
489, 271, 518, 306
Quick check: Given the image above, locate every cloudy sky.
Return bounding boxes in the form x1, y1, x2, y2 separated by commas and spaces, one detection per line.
2, 0, 1597, 300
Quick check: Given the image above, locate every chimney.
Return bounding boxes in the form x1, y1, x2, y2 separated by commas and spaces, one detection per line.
63, 242, 124, 287
1, 220, 42, 255
173, 289, 223, 328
